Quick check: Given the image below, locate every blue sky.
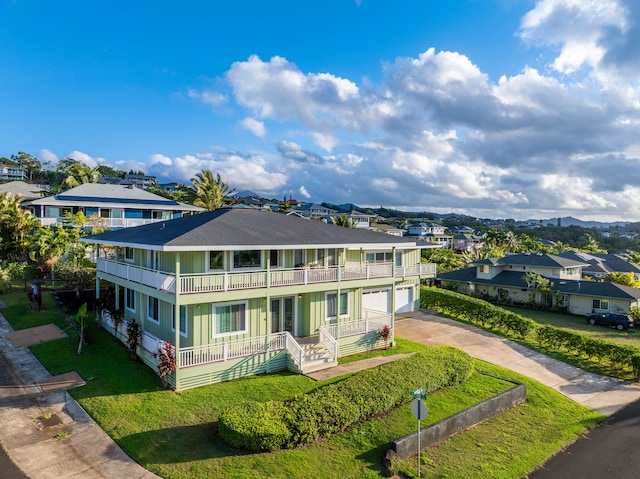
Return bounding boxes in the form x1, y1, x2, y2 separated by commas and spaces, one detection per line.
2, 1, 640, 221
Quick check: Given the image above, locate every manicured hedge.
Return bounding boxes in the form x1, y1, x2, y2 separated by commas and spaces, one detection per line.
218, 346, 474, 451
422, 286, 640, 374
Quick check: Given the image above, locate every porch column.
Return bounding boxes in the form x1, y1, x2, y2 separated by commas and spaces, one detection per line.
266, 250, 271, 339
175, 252, 181, 370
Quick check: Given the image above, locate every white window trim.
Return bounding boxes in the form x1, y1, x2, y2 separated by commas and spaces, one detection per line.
212, 301, 249, 337
147, 296, 160, 324
231, 250, 263, 271
125, 288, 136, 313
208, 250, 226, 272
269, 249, 284, 269
325, 291, 349, 321
124, 247, 135, 263
171, 305, 188, 337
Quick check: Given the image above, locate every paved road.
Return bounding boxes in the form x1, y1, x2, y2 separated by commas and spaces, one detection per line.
528, 398, 640, 478
0, 353, 28, 479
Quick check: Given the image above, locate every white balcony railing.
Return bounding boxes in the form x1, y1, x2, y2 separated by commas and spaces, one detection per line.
97, 259, 436, 294
40, 216, 170, 228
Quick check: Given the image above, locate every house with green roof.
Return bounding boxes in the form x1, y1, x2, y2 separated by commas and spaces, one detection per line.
82, 208, 436, 389
25, 183, 203, 229
437, 253, 640, 316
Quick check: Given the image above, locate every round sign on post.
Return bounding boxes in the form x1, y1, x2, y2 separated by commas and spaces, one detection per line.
410, 397, 428, 420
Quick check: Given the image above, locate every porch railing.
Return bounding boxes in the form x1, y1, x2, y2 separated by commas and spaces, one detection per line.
179, 332, 289, 368
97, 258, 436, 294
318, 326, 338, 360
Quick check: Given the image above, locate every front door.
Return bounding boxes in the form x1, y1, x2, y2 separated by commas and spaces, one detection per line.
271, 296, 295, 334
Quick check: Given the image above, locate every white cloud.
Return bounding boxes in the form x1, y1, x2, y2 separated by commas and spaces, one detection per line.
240, 117, 267, 138
299, 185, 311, 198
188, 89, 227, 107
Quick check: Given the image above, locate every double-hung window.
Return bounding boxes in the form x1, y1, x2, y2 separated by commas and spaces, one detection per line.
148, 296, 159, 323
326, 291, 348, 320
125, 288, 135, 312
209, 251, 224, 270
171, 305, 187, 336
214, 302, 247, 336
593, 299, 609, 310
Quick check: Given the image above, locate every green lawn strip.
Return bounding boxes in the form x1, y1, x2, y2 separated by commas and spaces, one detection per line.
1, 285, 69, 332
394, 360, 603, 479
502, 306, 640, 348
435, 308, 638, 381
4, 290, 604, 478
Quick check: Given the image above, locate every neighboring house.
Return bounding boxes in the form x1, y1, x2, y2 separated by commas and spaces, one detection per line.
0, 180, 49, 200
557, 251, 640, 281
370, 222, 405, 237
0, 164, 27, 182
25, 183, 203, 229
340, 210, 376, 229
452, 233, 484, 253
406, 222, 453, 248
437, 253, 640, 316
82, 208, 436, 389
292, 203, 335, 219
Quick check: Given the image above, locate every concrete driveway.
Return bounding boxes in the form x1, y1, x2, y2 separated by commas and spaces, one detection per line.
395, 311, 640, 416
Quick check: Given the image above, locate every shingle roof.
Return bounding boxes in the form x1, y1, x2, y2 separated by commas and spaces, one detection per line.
82, 208, 421, 251
27, 183, 202, 211
474, 253, 588, 268
437, 269, 640, 300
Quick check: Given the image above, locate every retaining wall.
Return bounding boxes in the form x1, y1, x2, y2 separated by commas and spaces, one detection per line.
393, 375, 526, 460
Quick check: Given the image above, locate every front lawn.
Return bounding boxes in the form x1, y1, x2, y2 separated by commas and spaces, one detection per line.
503, 306, 640, 348
3, 288, 603, 478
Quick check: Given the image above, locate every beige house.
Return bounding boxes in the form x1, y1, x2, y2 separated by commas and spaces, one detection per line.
438, 253, 640, 316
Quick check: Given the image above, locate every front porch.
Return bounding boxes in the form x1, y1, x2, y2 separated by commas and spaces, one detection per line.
100, 311, 392, 388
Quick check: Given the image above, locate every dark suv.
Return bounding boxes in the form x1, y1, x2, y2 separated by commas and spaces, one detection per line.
585, 312, 634, 330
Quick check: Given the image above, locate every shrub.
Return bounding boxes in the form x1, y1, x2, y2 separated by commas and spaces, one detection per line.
218, 400, 291, 451
126, 320, 142, 361
219, 347, 474, 451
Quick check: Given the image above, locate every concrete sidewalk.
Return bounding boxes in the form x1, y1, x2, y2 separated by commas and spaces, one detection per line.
0, 313, 161, 479
395, 311, 640, 416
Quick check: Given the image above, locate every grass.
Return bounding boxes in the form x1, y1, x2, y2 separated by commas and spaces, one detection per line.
2, 287, 604, 478
502, 306, 640, 348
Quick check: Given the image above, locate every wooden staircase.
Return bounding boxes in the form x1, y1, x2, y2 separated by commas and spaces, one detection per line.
296, 336, 338, 374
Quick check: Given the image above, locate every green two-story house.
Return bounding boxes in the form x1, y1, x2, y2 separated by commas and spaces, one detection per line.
83, 208, 435, 389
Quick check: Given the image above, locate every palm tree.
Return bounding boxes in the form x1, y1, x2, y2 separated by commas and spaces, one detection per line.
0, 193, 40, 261
331, 214, 355, 228
190, 170, 235, 211
29, 225, 71, 286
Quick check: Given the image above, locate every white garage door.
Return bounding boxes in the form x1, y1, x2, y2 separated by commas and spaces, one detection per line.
395, 286, 414, 313
362, 288, 391, 314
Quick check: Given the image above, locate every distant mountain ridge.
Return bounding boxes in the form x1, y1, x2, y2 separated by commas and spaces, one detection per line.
536, 217, 631, 229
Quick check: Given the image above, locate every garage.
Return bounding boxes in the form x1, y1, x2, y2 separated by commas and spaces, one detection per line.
362, 288, 391, 314
395, 285, 414, 313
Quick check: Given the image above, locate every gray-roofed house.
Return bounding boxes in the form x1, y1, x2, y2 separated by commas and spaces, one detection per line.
25, 183, 203, 229
82, 208, 436, 389
557, 251, 640, 281
437, 253, 640, 316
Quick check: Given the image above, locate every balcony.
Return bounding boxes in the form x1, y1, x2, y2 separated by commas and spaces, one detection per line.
96, 259, 436, 294
39, 216, 170, 229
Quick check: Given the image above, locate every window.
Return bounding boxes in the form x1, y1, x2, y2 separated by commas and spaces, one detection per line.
269, 250, 282, 268
124, 247, 134, 262
233, 250, 261, 269
497, 288, 510, 300
171, 305, 187, 336
209, 251, 224, 270
326, 248, 337, 266
125, 288, 135, 311
294, 249, 305, 267
214, 302, 247, 336
148, 296, 159, 323
479, 265, 488, 273
593, 299, 609, 310
326, 291, 349, 320
365, 251, 393, 263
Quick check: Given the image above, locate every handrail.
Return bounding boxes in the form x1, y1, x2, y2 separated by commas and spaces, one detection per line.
318, 325, 339, 360
284, 331, 303, 368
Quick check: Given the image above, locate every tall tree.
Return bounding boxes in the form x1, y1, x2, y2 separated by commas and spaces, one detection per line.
0, 192, 40, 261
11, 152, 42, 181
190, 170, 235, 211
52, 159, 100, 192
